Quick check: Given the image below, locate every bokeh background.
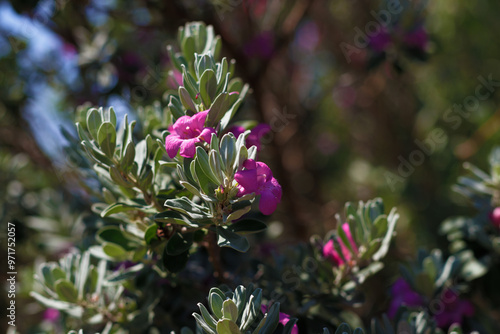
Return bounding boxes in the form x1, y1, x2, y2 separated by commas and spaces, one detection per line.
1, 0, 500, 332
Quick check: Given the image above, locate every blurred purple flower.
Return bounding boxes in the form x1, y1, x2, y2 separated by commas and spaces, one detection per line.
244, 31, 274, 59
403, 26, 428, 51
387, 278, 425, 318
261, 305, 298, 334
165, 110, 216, 158
369, 28, 392, 52
489, 207, 500, 228
234, 159, 282, 215
43, 308, 60, 323
322, 223, 358, 266
433, 289, 474, 328
228, 124, 271, 151
296, 21, 320, 52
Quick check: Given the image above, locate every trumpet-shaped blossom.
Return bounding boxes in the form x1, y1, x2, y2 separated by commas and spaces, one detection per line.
165, 110, 216, 158
322, 223, 358, 266
228, 124, 271, 151
234, 159, 282, 215
261, 305, 298, 334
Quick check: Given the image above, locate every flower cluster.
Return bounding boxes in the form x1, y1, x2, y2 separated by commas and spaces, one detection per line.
322, 223, 358, 266
165, 112, 282, 216
388, 278, 474, 328
369, 25, 428, 54
234, 159, 282, 215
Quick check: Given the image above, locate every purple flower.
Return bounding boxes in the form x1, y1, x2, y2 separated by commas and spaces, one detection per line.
403, 26, 428, 51
369, 28, 392, 52
165, 110, 216, 159
322, 223, 358, 266
261, 305, 298, 334
43, 308, 60, 323
433, 289, 474, 328
388, 278, 425, 318
228, 124, 271, 151
489, 207, 500, 228
234, 159, 282, 215
243, 31, 275, 59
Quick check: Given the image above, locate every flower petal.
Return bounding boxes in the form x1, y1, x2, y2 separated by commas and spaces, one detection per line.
199, 127, 216, 142
192, 110, 209, 129
258, 181, 281, 215
178, 138, 200, 158
256, 161, 273, 183
235, 169, 258, 195
171, 115, 193, 135
165, 135, 182, 158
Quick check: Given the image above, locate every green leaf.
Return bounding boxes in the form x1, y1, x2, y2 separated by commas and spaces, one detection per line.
168, 95, 186, 120
182, 36, 196, 66
145, 224, 158, 245
222, 299, 238, 321
97, 226, 139, 251
51, 267, 66, 283
372, 208, 399, 261
258, 302, 280, 334
97, 122, 117, 158
217, 226, 250, 252
179, 86, 197, 112
206, 93, 230, 128
30, 292, 83, 317
102, 242, 128, 261
225, 206, 251, 223
154, 210, 206, 228
209, 291, 224, 319
164, 197, 211, 220
198, 303, 217, 329
196, 146, 222, 184
103, 106, 117, 126
162, 249, 190, 273
54, 279, 79, 303
86, 108, 102, 140
109, 166, 134, 188
193, 313, 217, 334
220, 133, 236, 174
227, 219, 267, 235
121, 142, 135, 172
199, 69, 217, 106
217, 319, 241, 334
100, 203, 142, 217
166, 232, 194, 256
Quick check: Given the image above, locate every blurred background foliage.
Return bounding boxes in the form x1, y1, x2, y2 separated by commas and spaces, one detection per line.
1, 0, 500, 333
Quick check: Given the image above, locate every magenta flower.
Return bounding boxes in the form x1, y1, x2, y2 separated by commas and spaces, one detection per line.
322, 223, 358, 266
369, 28, 392, 52
261, 305, 298, 334
403, 26, 428, 51
228, 124, 271, 151
165, 110, 216, 159
234, 159, 282, 215
43, 308, 60, 323
489, 207, 500, 228
388, 278, 425, 318
433, 289, 474, 328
